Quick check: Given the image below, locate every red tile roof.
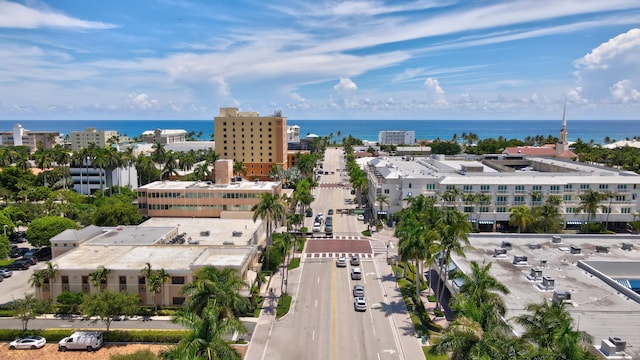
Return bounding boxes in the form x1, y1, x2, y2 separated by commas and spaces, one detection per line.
503, 146, 576, 159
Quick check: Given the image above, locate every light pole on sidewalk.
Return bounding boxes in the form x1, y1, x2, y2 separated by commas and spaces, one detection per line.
385, 241, 389, 264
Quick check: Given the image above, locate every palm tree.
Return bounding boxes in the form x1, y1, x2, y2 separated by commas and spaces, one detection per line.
161, 304, 245, 360
88, 266, 111, 293
509, 205, 533, 233
33, 148, 54, 187
376, 193, 390, 221
252, 193, 285, 268
120, 146, 136, 190
162, 151, 179, 180
152, 141, 166, 164
193, 162, 211, 181
40, 261, 60, 290
436, 208, 472, 312
603, 190, 619, 230
514, 300, 595, 358
273, 233, 293, 294
91, 147, 109, 194
180, 266, 249, 319
53, 145, 71, 190
351, 170, 369, 209
141, 263, 171, 312
442, 186, 463, 208
233, 160, 246, 178
577, 189, 605, 232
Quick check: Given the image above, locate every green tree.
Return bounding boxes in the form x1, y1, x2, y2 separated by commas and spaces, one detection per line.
180, 266, 249, 319
80, 290, 140, 331
93, 197, 143, 226
252, 193, 285, 268
509, 205, 533, 233
10, 293, 50, 330
26, 216, 78, 247
233, 160, 246, 178
436, 208, 472, 311
33, 148, 54, 187
56, 291, 85, 315
141, 263, 171, 312
160, 304, 245, 360
88, 266, 112, 293
577, 189, 605, 231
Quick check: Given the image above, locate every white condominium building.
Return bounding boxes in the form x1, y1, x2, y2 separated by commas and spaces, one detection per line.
378, 130, 416, 145
70, 128, 119, 151
366, 155, 640, 229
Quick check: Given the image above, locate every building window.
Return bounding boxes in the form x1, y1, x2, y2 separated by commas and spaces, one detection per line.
172, 297, 186, 305
564, 184, 573, 190
463, 185, 473, 192
618, 184, 628, 190
532, 185, 542, 191
426, 184, 436, 190
384, 189, 390, 194
463, 206, 473, 213
599, 184, 609, 190
138, 276, 145, 284
479, 206, 489, 213
119, 276, 126, 285
172, 276, 185, 285
550, 185, 561, 193
514, 196, 525, 204
62, 276, 69, 284
616, 195, 626, 201
496, 207, 507, 213
480, 185, 490, 192
580, 184, 590, 190
497, 185, 507, 193
622, 208, 631, 214
563, 195, 571, 201
515, 185, 525, 193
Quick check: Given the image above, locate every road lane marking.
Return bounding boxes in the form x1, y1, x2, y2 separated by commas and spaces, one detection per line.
373, 257, 405, 360
332, 262, 337, 360
313, 330, 315, 341
315, 299, 318, 308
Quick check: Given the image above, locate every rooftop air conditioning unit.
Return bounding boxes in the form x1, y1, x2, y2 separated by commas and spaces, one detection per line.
622, 242, 633, 251
552, 290, 571, 304
570, 245, 581, 254
595, 245, 610, 253
527, 268, 543, 281
551, 235, 562, 243
512, 255, 528, 265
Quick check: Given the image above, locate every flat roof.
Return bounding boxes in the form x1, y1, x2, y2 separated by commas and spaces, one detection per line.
140, 180, 280, 191
140, 217, 262, 246
453, 233, 640, 357
85, 226, 173, 246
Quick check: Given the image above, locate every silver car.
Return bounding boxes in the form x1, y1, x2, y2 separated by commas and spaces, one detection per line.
353, 285, 365, 297
354, 297, 367, 312
0, 268, 13, 278
9, 335, 46, 350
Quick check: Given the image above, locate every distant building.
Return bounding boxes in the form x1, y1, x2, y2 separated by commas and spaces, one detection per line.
287, 125, 300, 143
70, 128, 119, 151
141, 128, 188, 144
69, 162, 137, 195
0, 123, 61, 152
378, 130, 415, 145
136, 159, 282, 218
214, 107, 288, 180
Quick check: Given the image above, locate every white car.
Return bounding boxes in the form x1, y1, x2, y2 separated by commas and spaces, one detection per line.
9, 335, 46, 350
312, 222, 322, 232
354, 297, 367, 311
336, 256, 347, 267
357, 214, 364, 221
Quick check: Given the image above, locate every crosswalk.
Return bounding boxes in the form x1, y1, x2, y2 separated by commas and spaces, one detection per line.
333, 235, 363, 240
370, 238, 390, 255
304, 252, 374, 259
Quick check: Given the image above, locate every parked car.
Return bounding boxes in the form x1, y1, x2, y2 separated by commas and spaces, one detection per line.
312, 222, 322, 232
58, 331, 103, 352
9, 259, 31, 270
305, 209, 313, 217
357, 214, 365, 221
354, 297, 367, 312
34, 247, 52, 261
0, 268, 13, 278
353, 285, 365, 297
9, 247, 28, 258
9, 335, 46, 350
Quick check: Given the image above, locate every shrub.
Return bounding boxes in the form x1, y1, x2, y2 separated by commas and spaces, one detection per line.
276, 294, 292, 318
110, 349, 159, 360
288, 257, 300, 270
361, 230, 371, 236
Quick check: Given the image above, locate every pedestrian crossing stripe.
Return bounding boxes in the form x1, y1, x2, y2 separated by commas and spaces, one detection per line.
331, 236, 363, 240
304, 253, 374, 259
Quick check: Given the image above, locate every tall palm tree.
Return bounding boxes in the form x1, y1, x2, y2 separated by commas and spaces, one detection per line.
91, 147, 109, 194
252, 193, 285, 268
442, 186, 463, 208
53, 145, 71, 190
161, 304, 245, 360
273, 233, 293, 294
180, 266, 249, 319
152, 141, 166, 164
577, 189, 605, 232
509, 205, 533, 233
436, 208, 472, 312
33, 148, 54, 187
162, 151, 179, 180
141, 263, 171, 312
376, 193, 390, 220
351, 171, 369, 209
233, 160, 246, 178
88, 266, 111, 294
120, 146, 136, 190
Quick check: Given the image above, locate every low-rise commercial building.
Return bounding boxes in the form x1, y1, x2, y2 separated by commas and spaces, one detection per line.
142, 128, 188, 144
70, 128, 119, 151
0, 123, 61, 152
378, 130, 415, 145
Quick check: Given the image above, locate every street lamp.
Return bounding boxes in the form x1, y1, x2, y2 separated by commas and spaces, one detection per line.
386, 241, 390, 264
2, 224, 6, 237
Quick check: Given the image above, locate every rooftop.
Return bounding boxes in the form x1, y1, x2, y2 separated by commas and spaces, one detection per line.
452, 233, 640, 357
141, 217, 262, 246
140, 180, 280, 191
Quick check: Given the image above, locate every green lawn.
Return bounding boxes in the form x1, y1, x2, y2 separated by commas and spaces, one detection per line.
423, 346, 448, 360
276, 294, 292, 318
0, 258, 15, 267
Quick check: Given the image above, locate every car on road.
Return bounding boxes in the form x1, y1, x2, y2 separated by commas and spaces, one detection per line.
357, 214, 364, 221
9, 259, 31, 270
0, 268, 13, 278
336, 256, 347, 267
351, 267, 362, 280
350, 256, 360, 266
9, 335, 46, 350
353, 285, 365, 297
354, 297, 367, 311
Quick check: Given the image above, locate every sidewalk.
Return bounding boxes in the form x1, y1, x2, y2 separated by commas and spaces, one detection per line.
244, 266, 284, 360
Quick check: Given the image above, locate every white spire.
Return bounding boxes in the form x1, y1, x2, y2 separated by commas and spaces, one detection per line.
562, 98, 567, 130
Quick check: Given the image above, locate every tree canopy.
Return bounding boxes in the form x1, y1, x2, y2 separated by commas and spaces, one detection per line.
26, 215, 78, 247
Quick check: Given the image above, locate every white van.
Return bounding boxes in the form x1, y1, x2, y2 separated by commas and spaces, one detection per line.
351, 267, 362, 280
58, 331, 103, 352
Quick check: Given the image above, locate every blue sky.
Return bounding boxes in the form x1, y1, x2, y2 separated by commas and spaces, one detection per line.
0, 0, 639, 120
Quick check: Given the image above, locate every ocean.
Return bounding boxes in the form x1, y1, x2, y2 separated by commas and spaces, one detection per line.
1, 119, 639, 145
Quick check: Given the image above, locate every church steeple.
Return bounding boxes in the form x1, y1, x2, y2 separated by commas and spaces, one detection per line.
556, 100, 569, 154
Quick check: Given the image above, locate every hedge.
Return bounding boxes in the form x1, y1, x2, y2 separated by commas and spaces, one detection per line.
0, 328, 187, 343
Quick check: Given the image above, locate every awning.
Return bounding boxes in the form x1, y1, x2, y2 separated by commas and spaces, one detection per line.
565, 221, 584, 225
354, 209, 365, 214
478, 220, 494, 225
377, 211, 388, 215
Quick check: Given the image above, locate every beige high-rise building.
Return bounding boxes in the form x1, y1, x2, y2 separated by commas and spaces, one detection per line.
214, 107, 288, 180
70, 128, 119, 151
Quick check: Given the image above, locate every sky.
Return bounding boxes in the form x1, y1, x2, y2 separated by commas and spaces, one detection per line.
0, 0, 639, 121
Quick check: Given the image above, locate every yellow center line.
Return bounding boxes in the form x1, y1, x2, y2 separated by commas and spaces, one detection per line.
332, 260, 337, 360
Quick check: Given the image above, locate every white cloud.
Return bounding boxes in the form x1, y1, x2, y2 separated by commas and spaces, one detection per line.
291, 92, 306, 102
334, 77, 358, 92
424, 77, 447, 106
610, 80, 640, 103
0, 1, 117, 29
128, 93, 159, 110
572, 28, 640, 102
